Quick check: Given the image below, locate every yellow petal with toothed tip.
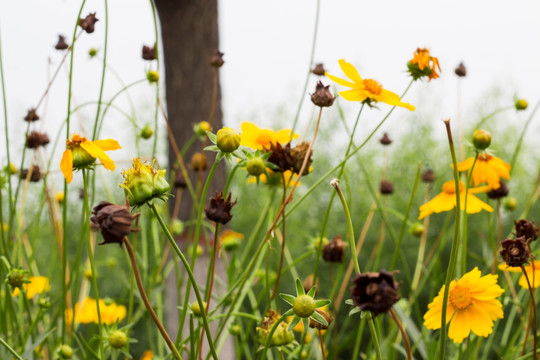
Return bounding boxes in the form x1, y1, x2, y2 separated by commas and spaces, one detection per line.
325, 72, 357, 89
80, 141, 115, 171
92, 139, 121, 151
60, 149, 74, 183
338, 59, 363, 85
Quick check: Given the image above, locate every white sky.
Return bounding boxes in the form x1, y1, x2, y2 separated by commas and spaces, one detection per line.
1, 0, 540, 168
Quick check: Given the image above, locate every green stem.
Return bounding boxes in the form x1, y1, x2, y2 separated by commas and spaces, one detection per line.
91, 0, 108, 141
149, 0, 160, 158
474, 106, 514, 129
439, 119, 462, 360
461, 152, 479, 276
368, 316, 384, 360
510, 98, 540, 172
0, 336, 23, 360
521, 265, 537, 359
149, 203, 218, 360
332, 180, 360, 274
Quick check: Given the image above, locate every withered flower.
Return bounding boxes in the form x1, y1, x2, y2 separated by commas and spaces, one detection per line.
55, 35, 69, 50
266, 142, 294, 173
20, 166, 42, 182
379, 133, 392, 145
455, 62, 467, 77
515, 219, 539, 242
322, 235, 345, 263
350, 270, 400, 316
173, 171, 187, 189
190, 152, 208, 171
24, 108, 39, 122
26, 131, 50, 149
312, 63, 326, 76
309, 308, 333, 330
500, 236, 531, 267
290, 142, 312, 175
209, 50, 224, 68
90, 201, 138, 246
380, 180, 394, 195
310, 81, 334, 107
78, 13, 99, 34
421, 169, 435, 183
487, 180, 509, 199
142, 44, 156, 60
205, 192, 237, 225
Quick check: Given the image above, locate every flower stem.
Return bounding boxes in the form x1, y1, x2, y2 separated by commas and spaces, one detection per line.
0, 336, 23, 360
461, 152, 479, 276
123, 236, 182, 360
269, 176, 288, 301
511, 98, 540, 172
90, 0, 108, 141
521, 265, 537, 358
318, 330, 327, 360
367, 316, 383, 360
149, 203, 218, 360
389, 308, 412, 360
439, 119, 462, 360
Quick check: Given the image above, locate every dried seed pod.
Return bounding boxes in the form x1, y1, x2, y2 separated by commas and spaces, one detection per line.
515, 219, 539, 242
209, 49, 224, 68
487, 180, 509, 199
379, 133, 392, 145
55, 35, 69, 50
310, 81, 334, 107
421, 169, 435, 183
312, 63, 326, 76
79, 13, 99, 34
500, 236, 531, 267
290, 142, 313, 175
455, 62, 467, 77
205, 192, 237, 225
322, 235, 345, 263
90, 201, 137, 246
20, 166, 42, 182
142, 44, 156, 60
26, 131, 50, 149
380, 180, 394, 195
24, 108, 40, 122
350, 270, 400, 316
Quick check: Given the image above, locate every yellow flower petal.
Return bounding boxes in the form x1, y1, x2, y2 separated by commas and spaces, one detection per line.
81, 141, 115, 171
338, 59, 363, 85
60, 149, 74, 183
92, 139, 122, 151
325, 72, 357, 88
339, 89, 368, 102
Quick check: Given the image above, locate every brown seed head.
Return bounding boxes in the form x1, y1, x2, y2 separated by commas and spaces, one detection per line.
79, 13, 99, 34
421, 169, 435, 183
379, 133, 392, 145
190, 152, 208, 171
26, 131, 50, 149
515, 219, 539, 242
455, 62, 467, 77
90, 201, 137, 246
142, 44, 156, 60
500, 236, 531, 267
209, 50, 224, 68
173, 171, 187, 189
290, 142, 313, 176
310, 81, 334, 107
487, 180, 509, 199
55, 35, 69, 50
205, 192, 237, 225
322, 235, 345, 263
24, 108, 40, 122
350, 270, 400, 316
312, 63, 326, 76
309, 308, 333, 330
265, 142, 295, 173
380, 180, 394, 195
20, 165, 42, 182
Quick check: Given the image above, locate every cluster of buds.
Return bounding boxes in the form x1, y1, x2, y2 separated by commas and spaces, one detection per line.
500, 219, 539, 267
350, 270, 400, 316
119, 158, 170, 207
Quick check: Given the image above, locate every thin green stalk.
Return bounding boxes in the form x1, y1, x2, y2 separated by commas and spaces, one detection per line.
474, 106, 514, 129
510, 98, 540, 172
0, 26, 13, 231
178, 155, 222, 342
0, 336, 23, 360
368, 317, 384, 360
331, 180, 360, 274
149, 0, 160, 158
439, 119, 462, 360
82, 170, 105, 359
149, 203, 218, 360
290, 0, 320, 136
91, 0, 108, 140
461, 152, 479, 276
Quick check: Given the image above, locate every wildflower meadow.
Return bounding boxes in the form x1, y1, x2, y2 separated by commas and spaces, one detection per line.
2, 1, 540, 360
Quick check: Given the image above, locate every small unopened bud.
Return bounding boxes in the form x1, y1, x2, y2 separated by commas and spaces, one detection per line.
246, 157, 266, 176
190, 152, 208, 171
88, 48, 98, 57
169, 219, 184, 236
515, 99, 528, 111
312, 63, 326, 76
5, 163, 17, 175
504, 197, 518, 211
209, 50, 224, 68
292, 294, 316, 318
38, 297, 51, 309
173, 172, 187, 189
216, 127, 241, 153
55, 192, 65, 204
380, 180, 394, 195
409, 222, 425, 237
108, 330, 128, 349
455, 62, 467, 77
55, 35, 69, 50
229, 324, 242, 336
194, 121, 212, 137
309, 308, 332, 330
379, 133, 392, 145
6, 268, 28, 289
140, 124, 154, 139
472, 129, 491, 150
191, 301, 208, 316
146, 70, 159, 83
78, 13, 99, 34
57, 345, 74, 359
310, 81, 334, 107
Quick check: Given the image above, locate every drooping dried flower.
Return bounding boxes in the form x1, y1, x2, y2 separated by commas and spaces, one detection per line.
90, 201, 138, 246
205, 192, 237, 225
350, 270, 400, 316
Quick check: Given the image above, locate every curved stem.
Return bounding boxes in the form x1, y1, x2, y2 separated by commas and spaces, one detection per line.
332, 180, 360, 274
389, 308, 412, 360
367, 316, 383, 360
123, 237, 182, 360
149, 0, 160, 158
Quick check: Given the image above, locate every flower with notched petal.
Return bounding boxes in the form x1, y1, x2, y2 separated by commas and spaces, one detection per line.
205, 192, 237, 225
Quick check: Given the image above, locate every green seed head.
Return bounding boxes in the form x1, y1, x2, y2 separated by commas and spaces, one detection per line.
147, 70, 160, 83
504, 197, 518, 211
472, 129, 491, 150
292, 294, 316, 318
108, 330, 128, 349
246, 157, 266, 176
140, 124, 154, 139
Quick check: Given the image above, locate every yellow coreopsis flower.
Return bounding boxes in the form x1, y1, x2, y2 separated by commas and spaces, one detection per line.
66, 297, 127, 324
100, 299, 127, 324
60, 134, 121, 183
456, 153, 511, 189
240, 122, 298, 150
424, 267, 504, 343
418, 180, 493, 219
499, 261, 540, 289
325, 59, 415, 111
407, 48, 441, 81
12, 276, 50, 299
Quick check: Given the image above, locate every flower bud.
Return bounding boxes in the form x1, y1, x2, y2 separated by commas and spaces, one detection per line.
146, 70, 159, 83
246, 157, 266, 176
83, 268, 93, 280
504, 197, 517, 211
169, 219, 184, 236
57, 345, 74, 359
515, 99, 528, 111
229, 324, 242, 336
292, 295, 316, 318
120, 158, 170, 207
5, 163, 17, 175
72, 146, 97, 169
6, 268, 28, 289
190, 152, 208, 171
421, 169, 435, 183
257, 310, 294, 347
38, 297, 51, 309
90, 201, 137, 246
191, 301, 208, 316
194, 121, 212, 137
216, 127, 241, 153
88, 48, 98, 57
310, 81, 334, 107
55, 192, 65, 204
409, 222, 425, 237
187, 244, 204, 257
108, 330, 128, 349
220, 229, 244, 252
322, 235, 345, 263
454, 62, 467, 77
312, 63, 326, 76
140, 124, 154, 139
472, 129, 491, 150
309, 308, 332, 330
